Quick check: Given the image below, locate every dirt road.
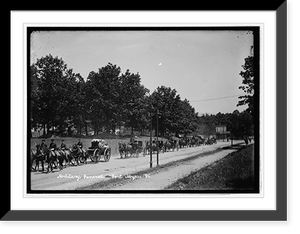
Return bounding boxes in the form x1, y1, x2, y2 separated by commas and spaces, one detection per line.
108, 149, 238, 190
30, 141, 242, 191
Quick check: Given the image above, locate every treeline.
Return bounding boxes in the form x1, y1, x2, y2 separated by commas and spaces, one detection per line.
31, 54, 254, 139
30, 54, 199, 137
197, 110, 254, 138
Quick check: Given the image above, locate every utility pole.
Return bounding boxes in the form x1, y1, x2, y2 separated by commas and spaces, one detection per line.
149, 113, 153, 168
156, 109, 159, 166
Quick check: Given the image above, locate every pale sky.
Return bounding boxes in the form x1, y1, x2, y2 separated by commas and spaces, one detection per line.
30, 30, 253, 114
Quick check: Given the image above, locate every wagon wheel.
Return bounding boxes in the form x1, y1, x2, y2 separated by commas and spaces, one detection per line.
89, 151, 95, 162
93, 149, 100, 163
119, 151, 124, 159
124, 150, 128, 158
135, 148, 139, 157
69, 156, 76, 166
104, 148, 111, 162
68, 152, 77, 166
79, 154, 86, 163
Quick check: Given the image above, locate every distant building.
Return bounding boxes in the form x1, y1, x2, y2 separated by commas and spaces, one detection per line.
216, 125, 230, 141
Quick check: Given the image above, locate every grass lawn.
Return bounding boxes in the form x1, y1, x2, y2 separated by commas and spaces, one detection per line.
166, 144, 256, 191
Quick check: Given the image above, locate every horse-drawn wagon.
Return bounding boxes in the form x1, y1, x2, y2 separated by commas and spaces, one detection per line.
118, 139, 146, 158
135, 140, 146, 156
87, 139, 111, 162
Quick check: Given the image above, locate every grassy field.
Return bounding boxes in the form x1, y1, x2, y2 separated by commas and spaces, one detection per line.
166, 144, 256, 191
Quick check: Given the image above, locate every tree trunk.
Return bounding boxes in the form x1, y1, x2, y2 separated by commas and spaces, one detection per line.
79, 120, 82, 135
94, 122, 98, 135
67, 127, 72, 137
47, 123, 50, 134
106, 124, 111, 133
85, 122, 88, 136
95, 127, 98, 135
111, 124, 116, 135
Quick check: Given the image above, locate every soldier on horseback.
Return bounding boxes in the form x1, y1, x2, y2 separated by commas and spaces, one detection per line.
33, 140, 47, 171
60, 139, 67, 150
98, 139, 108, 148
38, 139, 48, 157
43, 139, 58, 172
40, 139, 47, 150
58, 139, 68, 156
77, 139, 84, 154
49, 139, 59, 161
49, 139, 57, 150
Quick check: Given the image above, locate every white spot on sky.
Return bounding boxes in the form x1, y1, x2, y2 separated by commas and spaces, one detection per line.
158, 62, 162, 66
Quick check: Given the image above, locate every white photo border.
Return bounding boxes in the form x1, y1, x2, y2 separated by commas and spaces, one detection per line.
6, 4, 287, 221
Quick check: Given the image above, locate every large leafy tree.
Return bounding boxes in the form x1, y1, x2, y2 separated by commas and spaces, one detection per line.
150, 86, 181, 137
238, 55, 254, 115
149, 86, 198, 137
30, 64, 40, 132
176, 99, 198, 136
31, 54, 85, 135
31, 56, 203, 138
85, 64, 149, 134
228, 110, 253, 139
196, 114, 217, 136
63, 69, 86, 135
196, 110, 253, 139
85, 63, 122, 134
119, 70, 149, 134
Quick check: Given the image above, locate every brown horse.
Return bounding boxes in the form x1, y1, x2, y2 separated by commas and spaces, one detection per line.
163, 140, 177, 152
118, 142, 127, 159
69, 144, 86, 166
57, 148, 72, 167
44, 147, 57, 173
53, 149, 67, 170
33, 144, 46, 171
118, 142, 137, 158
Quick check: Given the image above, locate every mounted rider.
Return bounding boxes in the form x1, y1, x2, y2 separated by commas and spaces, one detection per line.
35, 139, 47, 158
129, 136, 138, 149
49, 139, 60, 159
60, 139, 67, 150
130, 136, 138, 143
77, 139, 85, 154
40, 139, 47, 149
99, 139, 109, 149
39, 139, 47, 154
58, 139, 67, 156
49, 139, 57, 151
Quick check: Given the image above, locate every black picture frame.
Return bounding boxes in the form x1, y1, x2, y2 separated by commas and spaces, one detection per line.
4, 1, 287, 221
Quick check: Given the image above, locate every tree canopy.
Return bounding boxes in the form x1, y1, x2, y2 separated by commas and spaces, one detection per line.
30, 54, 85, 134
31, 55, 198, 137
238, 55, 254, 115
30, 54, 253, 139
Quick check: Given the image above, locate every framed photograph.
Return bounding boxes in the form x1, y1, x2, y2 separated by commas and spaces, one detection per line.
5, 2, 287, 221
27, 26, 261, 195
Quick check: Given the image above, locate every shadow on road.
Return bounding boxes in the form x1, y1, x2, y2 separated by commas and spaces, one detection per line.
222, 143, 246, 150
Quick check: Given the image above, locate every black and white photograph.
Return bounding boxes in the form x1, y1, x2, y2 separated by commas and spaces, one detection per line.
28, 28, 259, 193
5, 2, 289, 224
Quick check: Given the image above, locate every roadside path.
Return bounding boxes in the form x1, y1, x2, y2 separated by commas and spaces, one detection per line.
108, 148, 238, 190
